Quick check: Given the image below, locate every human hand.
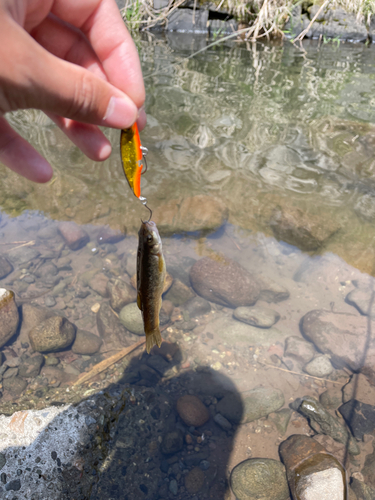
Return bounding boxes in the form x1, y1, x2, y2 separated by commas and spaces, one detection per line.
0, 0, 146, 182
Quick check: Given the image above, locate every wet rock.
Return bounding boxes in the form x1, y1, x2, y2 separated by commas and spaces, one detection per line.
361, 444, 375, 490
185, 467, 205, 494
146, 354, 170, 375
88, 273, 109, 298
176, 395, 210, 427
58, 222, 90, 250
2, 376, 27, 396
18, 354, 44, 378
255, 275, 290, 303
284, 336, 315, 365
96, 302, 131, 346
208, 316, 288, 347
339, 400, 375, 441
182, 296, 211, 318
160, 430, 183, 455
160, 300, 174, 325
234, 306, 280, 328
319, 387, 343, 410
346, 287, 374, 316
7, 246, 40, 266
72, 330, 103, 355
164, 279, 195, 306
279, 434, 347, 500
303, 355, 333, 378
268, 408, 292, 435
214, 413, 232, 431
216, 387, 284, 425
3, 367, 18, 378
301, 310, 375, 384
154, 195, 228, 235
107, 278, 136, 312
190, 256, 260, 308
169, 479, 178, 495
35, 263, 58, 279
21, 304, 54, 335
55, 256, 72, 272
0, 289, 19, 348
119, 302, 144, 335
97, 226, 125, 244
44, 296, 56, 307
0, 255, 13, 279
37, 225, 58, 240
350, 477, 375, 500
270, 205, 340, 251
298, 396, 359, 455
230, 458, 289, 500
29, 316, 76, 353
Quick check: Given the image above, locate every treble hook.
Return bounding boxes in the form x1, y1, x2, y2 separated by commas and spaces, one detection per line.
141, 203, 152, 223
141, 146, 148, 175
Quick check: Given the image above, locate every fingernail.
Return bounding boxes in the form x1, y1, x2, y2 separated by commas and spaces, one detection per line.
103, 96, 137, 128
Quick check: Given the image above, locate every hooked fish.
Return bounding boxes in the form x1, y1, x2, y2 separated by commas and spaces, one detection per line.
137, 220, 166, 353
120, 123, 144, 199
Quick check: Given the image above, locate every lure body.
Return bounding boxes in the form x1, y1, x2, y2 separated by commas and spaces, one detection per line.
120, 123, 143, 198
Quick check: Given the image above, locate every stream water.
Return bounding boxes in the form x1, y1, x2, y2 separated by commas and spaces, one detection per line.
0, 35, 375, 499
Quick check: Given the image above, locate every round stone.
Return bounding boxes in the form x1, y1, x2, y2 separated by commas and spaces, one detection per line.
176, 395, 210, 427
185, 467, 205, 494
119, 303, 144, 335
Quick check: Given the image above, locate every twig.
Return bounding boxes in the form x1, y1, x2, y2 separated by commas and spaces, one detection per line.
192, 0, 197, 25
5, 241, 35, 252
0, 241, 28, 245
258, 361, 348, 386
73, 339, 146, 386
293, 0, 330, 44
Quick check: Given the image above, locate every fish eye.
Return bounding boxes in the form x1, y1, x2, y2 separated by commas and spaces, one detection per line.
147, 235, 153, 242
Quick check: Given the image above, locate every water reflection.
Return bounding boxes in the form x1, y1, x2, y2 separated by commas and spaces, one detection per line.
0, 35, 375, 498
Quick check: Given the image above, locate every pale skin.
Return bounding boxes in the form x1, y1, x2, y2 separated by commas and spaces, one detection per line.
0, 0, 146, 183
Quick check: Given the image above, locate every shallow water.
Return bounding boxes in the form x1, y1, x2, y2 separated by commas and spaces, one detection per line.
1, 36, 375, 499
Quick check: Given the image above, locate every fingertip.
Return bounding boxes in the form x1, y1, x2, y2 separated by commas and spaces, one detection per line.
137, 108, 147, 132
31, 161, 54, 183
97, 143, 112, 160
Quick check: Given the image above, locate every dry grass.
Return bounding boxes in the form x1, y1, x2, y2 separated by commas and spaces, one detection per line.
121, 0, 374, 38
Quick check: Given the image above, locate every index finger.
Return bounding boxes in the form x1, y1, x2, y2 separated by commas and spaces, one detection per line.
51, 0, 145, 109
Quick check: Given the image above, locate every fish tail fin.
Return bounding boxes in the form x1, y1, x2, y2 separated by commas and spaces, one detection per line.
146, 329, 163, 354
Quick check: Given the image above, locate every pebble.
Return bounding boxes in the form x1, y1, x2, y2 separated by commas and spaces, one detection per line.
44, 296, 56, 307
268, 408, 292, 435
58, 222, 90, 250
176, 395, 210, 427
169, 479, 178, 495
214, 413, 232, 431
230, 458, 290, 500
185, 467, 205, 494
284, 336, 315, 365
18, 354, 44, 378
164, 279, 195, 306
234, 306, 280, 328
161, 430, 183, 455
319, 387, 343, 409
303, 355, 333, 378
107, 278, 136, 312
339, 399, 375, 440
0, 255, 13, 279
72, 330, 103, 355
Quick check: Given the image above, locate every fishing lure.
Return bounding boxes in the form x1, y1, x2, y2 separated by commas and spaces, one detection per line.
120, 123, 148, 199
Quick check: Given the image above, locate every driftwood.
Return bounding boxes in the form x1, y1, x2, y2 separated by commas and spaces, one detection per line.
73, 339, 146, 387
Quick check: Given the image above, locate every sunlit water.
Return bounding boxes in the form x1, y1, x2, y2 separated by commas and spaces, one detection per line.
0, 35, 375, 499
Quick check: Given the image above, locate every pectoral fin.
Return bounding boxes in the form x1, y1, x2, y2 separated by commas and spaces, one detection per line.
137, 292, 142, 311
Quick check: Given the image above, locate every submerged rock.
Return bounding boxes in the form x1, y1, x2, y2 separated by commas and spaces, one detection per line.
96, 301, 131, 347
279, 434, 347, 500
72, 330, 103, 355
346, 287, 374, 316
284, 336, 315, 365
216, 387, 284, 425
58, 221, 90, 250
301, 309, 375, 384
97, 226, 125, 244
303, 355, 333, 378
268, 408, 292, 435
0, 255, 13, 279
255, 275, 290, 303
18, 354, 44, 378
119, 302, 144, 335
164, 278, 195, 306
176, 395, 210, 427
298, 396, 359, 455
233, 306, 280, 328
319, 387, 343, 410
0, 289, 19, 348
107, 278, 136, 312
154, 195, 228, 235
2, 376, 27, 396
339, 399, 375, 441
190, 256, 260, 308
88, 273, 109, 298
182, 296, 211, 318
29, 316, 76, 353
230, 458, 289, 500
185, 466, 205, 494
160, 430, 183, 455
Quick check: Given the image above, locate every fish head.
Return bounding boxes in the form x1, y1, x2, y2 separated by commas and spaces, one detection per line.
139, 221, 162, 255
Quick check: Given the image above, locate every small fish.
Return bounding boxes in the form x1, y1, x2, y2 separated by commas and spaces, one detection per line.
120, 123, 143, 198
137, 220, 166, 353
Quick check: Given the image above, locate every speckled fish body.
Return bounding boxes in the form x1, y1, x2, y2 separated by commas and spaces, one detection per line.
137, 220, 166, 353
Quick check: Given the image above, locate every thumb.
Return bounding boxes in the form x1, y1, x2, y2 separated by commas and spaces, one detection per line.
0, 18, 138, 129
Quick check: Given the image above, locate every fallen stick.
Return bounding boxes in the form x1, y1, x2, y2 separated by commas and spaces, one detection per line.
258, 361, 348, 386
5, 240, 35, 251
73, 339, 146, 387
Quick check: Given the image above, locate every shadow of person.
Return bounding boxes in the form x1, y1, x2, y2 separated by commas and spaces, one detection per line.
0, 341, 244, 500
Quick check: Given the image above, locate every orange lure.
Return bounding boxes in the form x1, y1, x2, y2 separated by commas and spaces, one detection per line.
120, 123, 144, 198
